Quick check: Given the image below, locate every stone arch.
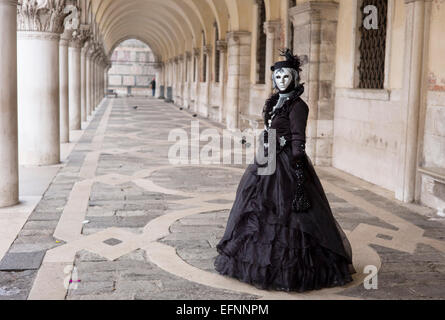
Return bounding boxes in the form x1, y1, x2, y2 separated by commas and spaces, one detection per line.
107, 36, 161, 62
205, 0, 229, 40
104, 15, 184, 58
94, 0, 220, 61
107, 38, 157, 96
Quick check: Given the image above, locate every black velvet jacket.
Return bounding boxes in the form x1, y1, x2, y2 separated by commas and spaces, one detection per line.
263, 85, 309, 164
263, 86, 311, 213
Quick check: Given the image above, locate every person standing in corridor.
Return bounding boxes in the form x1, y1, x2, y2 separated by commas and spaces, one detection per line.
150, 77, 156, 97
214, 49, 356, 292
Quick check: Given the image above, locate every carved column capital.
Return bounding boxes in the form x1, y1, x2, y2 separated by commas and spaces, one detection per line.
216, 40, 227, 52
17, 0, 68, 34
87, 42, 98, 58
70, 27, 90, 48
203, 45, 212, 56
62, 3, 85, 48
193, 47, 200, 57
63, 3, 79, 31
263, 20, 282, 39
227, 31, 250, 47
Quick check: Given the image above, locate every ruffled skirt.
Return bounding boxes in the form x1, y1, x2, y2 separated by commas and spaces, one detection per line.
214, 147, 355, 292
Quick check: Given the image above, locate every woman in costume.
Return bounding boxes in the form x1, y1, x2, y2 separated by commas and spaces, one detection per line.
214, 49, 356, 292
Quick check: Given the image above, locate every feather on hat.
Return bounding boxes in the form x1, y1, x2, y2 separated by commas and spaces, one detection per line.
271, 48, 302, 72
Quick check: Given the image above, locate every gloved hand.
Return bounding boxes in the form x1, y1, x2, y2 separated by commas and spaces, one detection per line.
292, 157, 311, 213
292, 141, 307, 163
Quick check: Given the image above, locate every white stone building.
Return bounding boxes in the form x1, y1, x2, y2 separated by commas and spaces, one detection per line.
108, 39, 157, 97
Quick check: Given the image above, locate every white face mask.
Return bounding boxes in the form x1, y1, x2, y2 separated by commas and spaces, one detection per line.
273, 68, 294, 92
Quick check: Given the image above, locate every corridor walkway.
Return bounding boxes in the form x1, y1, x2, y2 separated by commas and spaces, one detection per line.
1, 97, 445, 300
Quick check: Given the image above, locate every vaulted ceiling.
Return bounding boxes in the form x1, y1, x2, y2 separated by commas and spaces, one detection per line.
89, 0, 281, 61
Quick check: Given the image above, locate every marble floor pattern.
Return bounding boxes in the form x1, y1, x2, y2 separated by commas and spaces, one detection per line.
1, 97, 445, 300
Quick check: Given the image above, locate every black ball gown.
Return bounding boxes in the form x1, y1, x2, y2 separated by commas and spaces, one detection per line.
214, 86, 356, 292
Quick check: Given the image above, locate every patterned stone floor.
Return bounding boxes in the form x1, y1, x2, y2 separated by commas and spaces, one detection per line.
1, 97, 445, 300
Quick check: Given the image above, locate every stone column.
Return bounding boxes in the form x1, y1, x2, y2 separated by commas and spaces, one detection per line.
163, 62, 168, 101
165, 59, 174, 103
85, 46, 93, 116
174, 58, 178, 101
95, 58, 100, 105
177, 57, 182, 102
101, 62, 105, 98
100, 64, 102, 99
100, 60, 105, 99
153, 62, 162, 98
103, 65, 108, 98
216, 40, 227, 123
181, 54, 187, 106
396, 0, 430, 202
185, 52, 192, 108
289, 2, 339, 166
178, 55, 185, 106
99, 62, 103, 99
89, 50, 95, 112
184, 53, 188, 106
159, 63, 166, 99
17, 0, 67, 166
96, 59, 99, 105
202, 45, 212, 117
68, 37, 82, 130
87, 46, 97, 114
92, 57, 98, 106
193, 48, 200, 112
0, 0, 18, 207
91, 54, 97, 108
104, 64, 110, 96
59, 30, 71, 143
81, 43, 88, 121
173, 57, 178, 103
79, 27, 91, 122
100, 61, 105, 100
62, 3, 81, 132
226, 31, 251, 130
93, 52, 99, 108
263, 20, 282, 96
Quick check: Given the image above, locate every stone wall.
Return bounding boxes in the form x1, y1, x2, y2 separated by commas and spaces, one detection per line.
419, 2, 445, 213
108, 39, 156, 96
332, 0, 405, 191
290, 1, 339, 166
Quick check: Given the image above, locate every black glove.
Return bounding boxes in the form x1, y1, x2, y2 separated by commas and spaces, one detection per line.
292, 157, 311, 213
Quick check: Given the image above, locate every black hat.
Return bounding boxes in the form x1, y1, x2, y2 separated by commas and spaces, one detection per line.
271, 48, 302, 72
